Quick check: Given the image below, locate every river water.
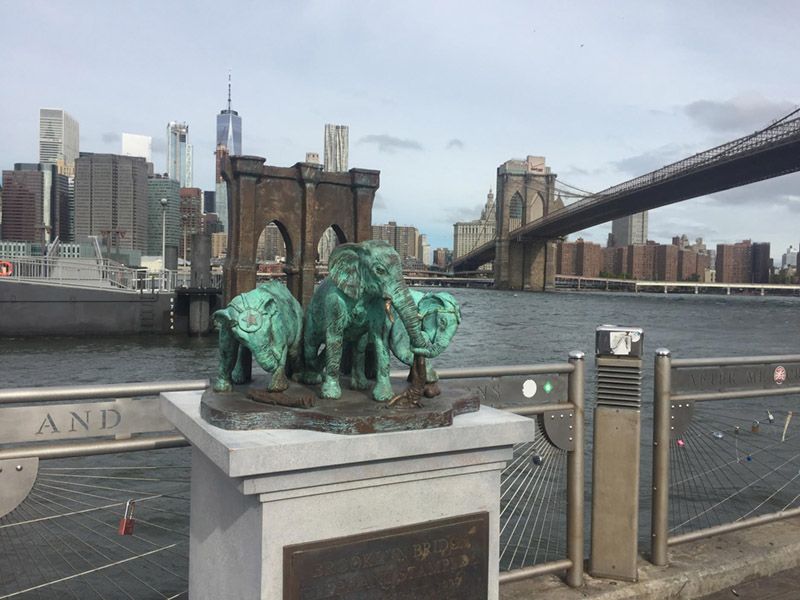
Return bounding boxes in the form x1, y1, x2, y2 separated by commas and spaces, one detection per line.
3, 288, 799, 389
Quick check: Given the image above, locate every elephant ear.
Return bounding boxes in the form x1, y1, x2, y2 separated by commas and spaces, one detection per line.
328, 244, 363, 299
419, 292, 462, 324
212, 309, 232, 331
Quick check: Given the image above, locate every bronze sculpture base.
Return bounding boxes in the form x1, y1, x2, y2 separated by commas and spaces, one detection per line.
200, 378, 480, 435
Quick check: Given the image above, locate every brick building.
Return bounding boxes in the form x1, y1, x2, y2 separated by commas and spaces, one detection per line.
716, 240, 771, 283
556, 238, 602, 276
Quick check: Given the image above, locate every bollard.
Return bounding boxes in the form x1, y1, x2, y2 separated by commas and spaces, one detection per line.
590, 325, 644, 582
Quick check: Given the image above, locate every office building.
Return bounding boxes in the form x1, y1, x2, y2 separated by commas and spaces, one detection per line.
715, 240, 770, 283
179, 188, 203, 262
121, 133, 153, 163
215, 75, 243, 233
146, 175, 181, 257
257, 223, 287, 263
211, 232, 227, 259
74, 153, 149, 253
166, 122, 192, 187
203, 190, 215, 214
610, 212, 648, 246
433, 248, 451, 268
556, 238, 603, 277
453, 188, 496, 260
39, 109, 79, 177
317, 228, 338, 264
323, 124, 349, 172
418, 234, 432, 266
1, 163, 71, 243
305, 152, 320, 164
371, 221, 419, 261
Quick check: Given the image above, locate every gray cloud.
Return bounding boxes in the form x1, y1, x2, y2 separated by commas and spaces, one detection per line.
684, 95, 796, 133
702, 173, 800, 209
359, 134, 423, 153
373, 192, 387, 211
102, 132, 121, 144
611, 143, 694, 177
440, 204, 484, 224
446, 138, 464, 149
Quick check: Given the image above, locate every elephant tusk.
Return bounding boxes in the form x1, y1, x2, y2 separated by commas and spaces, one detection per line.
385, 299, 394, 323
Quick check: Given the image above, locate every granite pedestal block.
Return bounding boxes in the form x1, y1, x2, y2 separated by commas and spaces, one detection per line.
161, 391, 535, 600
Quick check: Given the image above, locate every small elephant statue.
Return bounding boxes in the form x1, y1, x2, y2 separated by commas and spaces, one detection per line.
387, 290, 461, 393
212, 281, 304, 393
301, 240, 433, 402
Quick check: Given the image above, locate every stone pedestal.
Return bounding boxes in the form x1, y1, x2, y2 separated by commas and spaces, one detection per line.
161, 391, 534, 600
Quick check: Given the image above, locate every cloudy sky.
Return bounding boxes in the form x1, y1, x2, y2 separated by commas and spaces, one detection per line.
2, 1, 799, 258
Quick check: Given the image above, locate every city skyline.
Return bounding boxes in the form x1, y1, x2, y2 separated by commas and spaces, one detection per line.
1, 2, 799, 256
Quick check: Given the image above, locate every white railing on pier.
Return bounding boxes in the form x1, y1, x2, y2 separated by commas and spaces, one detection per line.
0, 255, 180, 292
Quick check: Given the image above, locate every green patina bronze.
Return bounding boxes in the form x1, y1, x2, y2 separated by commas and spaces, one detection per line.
212, 281, 304, 393
388, 290, 462, 395
299, 240, 434, 402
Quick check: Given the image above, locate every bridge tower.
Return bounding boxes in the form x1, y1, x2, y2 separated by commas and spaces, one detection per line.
221, 156, 379, 308
494, 156, 560, 290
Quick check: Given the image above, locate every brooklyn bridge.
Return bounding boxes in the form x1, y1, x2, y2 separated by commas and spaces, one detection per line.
452, 111, 800, 290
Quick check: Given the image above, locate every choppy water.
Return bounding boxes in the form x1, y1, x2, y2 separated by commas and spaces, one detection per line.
3, 288, 799, 389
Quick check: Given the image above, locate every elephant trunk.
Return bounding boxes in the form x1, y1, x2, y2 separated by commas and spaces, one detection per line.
388, 284, 430, 352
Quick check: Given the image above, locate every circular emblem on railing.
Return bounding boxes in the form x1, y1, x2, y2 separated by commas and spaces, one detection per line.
774, 365, 787, 385
0, 261, 13, 277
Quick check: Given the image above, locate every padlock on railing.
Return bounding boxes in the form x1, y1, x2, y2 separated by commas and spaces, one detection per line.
118, 500, 136, 535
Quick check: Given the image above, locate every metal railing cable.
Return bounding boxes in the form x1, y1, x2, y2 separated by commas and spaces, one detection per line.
651, 351, 800, 566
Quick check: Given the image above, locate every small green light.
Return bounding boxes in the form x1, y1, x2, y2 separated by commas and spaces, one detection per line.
543, 381, 553, 394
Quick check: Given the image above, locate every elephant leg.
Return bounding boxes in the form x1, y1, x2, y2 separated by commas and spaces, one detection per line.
231, 345, 250, 385
351, 335, 370, 390
268, 345, 290, 392
321, 322, 345, 399
298, 331, 323, 384
371, 334, 394, 402
213, 328, 237, 392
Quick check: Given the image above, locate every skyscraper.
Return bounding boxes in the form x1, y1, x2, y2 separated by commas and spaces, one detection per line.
323, 124, 349, 172
1, 163, 71, 244
611, 212, 648, 247
453, 188, 496, 260
122, 133, 153, 163
166, 122, 192, 187
74, 153, 149, 254
215, 74, 243, 233
39, 108, 79, 177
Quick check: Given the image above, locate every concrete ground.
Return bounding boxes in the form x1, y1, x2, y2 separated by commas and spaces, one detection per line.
500, 517, 800, 600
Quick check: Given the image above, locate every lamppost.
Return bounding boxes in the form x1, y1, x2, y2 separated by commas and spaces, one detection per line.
160, 198, 168, 288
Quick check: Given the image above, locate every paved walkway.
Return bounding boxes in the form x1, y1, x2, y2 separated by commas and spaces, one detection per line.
697, 565, 800, 600
501, 517, 800, 600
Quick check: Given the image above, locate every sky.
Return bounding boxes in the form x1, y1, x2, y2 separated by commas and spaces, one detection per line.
2, 1, 799, 259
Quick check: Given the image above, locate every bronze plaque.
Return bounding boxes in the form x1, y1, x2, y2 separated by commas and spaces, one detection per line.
283, 512, 489, 600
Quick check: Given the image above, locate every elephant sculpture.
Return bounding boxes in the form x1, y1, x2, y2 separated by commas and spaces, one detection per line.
301, 240, 433, 401
212, 281, 304, 393
386, 290, 461, 392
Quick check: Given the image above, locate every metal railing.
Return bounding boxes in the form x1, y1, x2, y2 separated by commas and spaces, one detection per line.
650, 351, 800, 566
422, 355, 586, 587
0, 255, 181, 293
0, 360, 586, 594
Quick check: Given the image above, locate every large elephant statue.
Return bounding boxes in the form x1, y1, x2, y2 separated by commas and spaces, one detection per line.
301, 240, 433, 401
212, 281, 304, 393
386, 290, 461, 389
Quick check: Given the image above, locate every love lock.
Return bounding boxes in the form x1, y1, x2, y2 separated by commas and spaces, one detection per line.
118, 500, 136, 535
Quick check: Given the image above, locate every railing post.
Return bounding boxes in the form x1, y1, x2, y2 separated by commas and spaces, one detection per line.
566, 350, 585, 587
651, 348, 671, 566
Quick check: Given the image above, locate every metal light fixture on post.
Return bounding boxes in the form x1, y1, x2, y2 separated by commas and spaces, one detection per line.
160, 198, 168, 288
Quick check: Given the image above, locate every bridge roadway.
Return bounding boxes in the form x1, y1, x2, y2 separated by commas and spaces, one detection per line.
454, 114, 800, 271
